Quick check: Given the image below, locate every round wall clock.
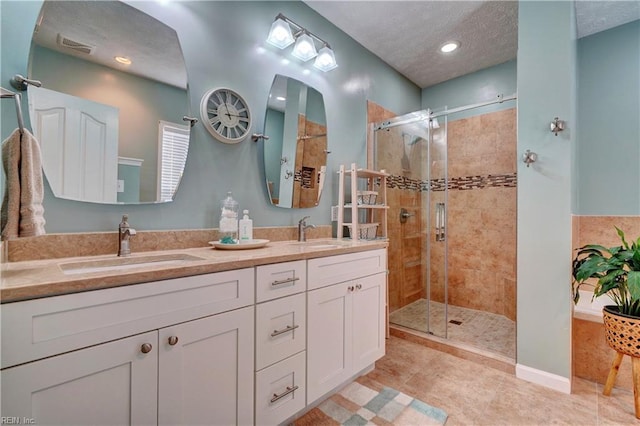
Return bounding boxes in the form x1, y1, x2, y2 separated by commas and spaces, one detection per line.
200, 88, 252, 144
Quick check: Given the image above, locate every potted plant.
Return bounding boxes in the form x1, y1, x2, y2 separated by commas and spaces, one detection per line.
572, 226, 640, 415
572, 227, 640, 318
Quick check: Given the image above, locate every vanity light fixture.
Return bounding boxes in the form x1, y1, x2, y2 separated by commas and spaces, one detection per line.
267, 15, 295, 49
114, 56, 132, 65
314, 44, 338, 72
291, 31, 317, 61
440, 41, 459, 53
266, 13, 338, 72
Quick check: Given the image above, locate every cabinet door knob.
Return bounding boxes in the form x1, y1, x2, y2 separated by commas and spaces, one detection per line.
168, 336, 179, 346
140, 343, 153, 354
348, 286, 355, 292
356, 284, 362, 290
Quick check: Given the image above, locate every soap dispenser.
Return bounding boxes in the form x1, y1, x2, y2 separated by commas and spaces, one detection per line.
239, 210, 253, 242
219, 192, 239, 244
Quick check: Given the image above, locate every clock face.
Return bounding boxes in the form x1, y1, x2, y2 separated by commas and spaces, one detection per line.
200, 88, 251, 144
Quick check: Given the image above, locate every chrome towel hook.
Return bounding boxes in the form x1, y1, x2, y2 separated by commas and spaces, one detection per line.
522, 149, 538, 167
550, 117, 565, 136
251, 133, 270, 142
182, 116, 198, 127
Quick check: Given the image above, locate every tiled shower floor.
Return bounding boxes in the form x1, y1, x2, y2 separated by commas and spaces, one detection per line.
389, 299, 515, 359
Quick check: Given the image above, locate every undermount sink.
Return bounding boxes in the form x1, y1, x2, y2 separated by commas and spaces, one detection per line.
293, 240, 350, 250
59, 253, 204, 275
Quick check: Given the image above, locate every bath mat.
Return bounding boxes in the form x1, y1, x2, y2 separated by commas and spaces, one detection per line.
294, 381, 447, 425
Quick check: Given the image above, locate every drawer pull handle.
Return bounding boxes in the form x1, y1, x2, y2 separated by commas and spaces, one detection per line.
271, 277, 300, 287
168, 336, 179, 346
270, 324, 300, 337
271, 385, 299, 403
140, 343, 153, 354
348, 286, 355, 292
356, 284, 362, 290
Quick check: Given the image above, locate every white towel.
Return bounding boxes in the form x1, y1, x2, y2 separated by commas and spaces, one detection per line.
1, 128, 46, 240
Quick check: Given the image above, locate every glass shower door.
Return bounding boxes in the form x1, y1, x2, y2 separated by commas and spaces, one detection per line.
425, 114, 448, 338
373, 110, 448, 337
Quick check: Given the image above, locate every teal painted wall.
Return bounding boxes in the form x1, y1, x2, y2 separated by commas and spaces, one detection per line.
1, 0, 420, 232
422, 60, 517, 120
117, 163, 142, 204
264, 108, 285, 199
576, 20, 640, 215
517, 1, 576, 380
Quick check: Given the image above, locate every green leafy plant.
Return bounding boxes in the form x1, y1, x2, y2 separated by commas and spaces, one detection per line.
572, 227, 640, 317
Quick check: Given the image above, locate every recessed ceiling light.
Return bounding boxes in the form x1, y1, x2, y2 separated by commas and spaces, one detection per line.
440, 41, 460, 53
276, 96, 286, 101
114, 56, 131, 65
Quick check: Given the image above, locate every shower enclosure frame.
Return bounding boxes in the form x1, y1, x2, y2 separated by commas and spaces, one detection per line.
373, 92, 517, 343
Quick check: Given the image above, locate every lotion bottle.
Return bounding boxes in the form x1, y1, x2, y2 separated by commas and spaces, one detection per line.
239, 210, 253, 242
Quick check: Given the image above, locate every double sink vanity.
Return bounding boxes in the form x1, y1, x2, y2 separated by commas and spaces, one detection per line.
1, 238, 388, 425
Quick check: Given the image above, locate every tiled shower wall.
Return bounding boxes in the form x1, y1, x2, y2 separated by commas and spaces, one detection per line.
293, 115, 327, 208
442, 109, 517, 320
368, 102, 517, 321
367, 102, 426, 311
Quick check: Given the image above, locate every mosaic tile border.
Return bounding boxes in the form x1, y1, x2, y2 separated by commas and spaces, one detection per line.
387, 172, 517, 192
293, 168, 322, 189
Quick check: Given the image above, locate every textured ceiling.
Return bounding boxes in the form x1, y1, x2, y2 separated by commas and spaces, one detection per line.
32, 1, 187, 89
29, 1, 640, 91
305, 1, 518, 88
575, 0, 640, 38
305, 0, 640, 89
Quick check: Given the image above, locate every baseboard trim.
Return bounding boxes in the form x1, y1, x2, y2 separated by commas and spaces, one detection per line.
515, 363, 571, 394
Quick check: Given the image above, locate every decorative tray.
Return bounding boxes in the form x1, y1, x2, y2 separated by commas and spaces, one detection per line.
209, 239, 270, 250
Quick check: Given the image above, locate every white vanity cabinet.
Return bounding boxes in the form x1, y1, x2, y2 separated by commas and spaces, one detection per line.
254, 261, 307, 425
2, 331, 159, 425
306, 249, 387, 404
157, 306, 254, 426
0, 246, 388, 425
0, 269, 255, 426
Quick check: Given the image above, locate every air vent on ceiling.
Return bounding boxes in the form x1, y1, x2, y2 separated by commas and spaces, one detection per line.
56, 34, 95, 55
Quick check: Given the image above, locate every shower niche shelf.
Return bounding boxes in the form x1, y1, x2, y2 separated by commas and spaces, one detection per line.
337, 163, 389, 241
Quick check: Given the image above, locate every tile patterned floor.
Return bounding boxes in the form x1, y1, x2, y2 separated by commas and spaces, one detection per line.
294, 336, 640, 425
389, 299, 516, 359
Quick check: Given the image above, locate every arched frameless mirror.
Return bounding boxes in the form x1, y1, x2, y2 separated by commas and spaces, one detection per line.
264, 75, 328, 209
27, 0, 191, 204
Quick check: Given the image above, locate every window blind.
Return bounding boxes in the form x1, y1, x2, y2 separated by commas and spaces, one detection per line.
158, 121, 189, 202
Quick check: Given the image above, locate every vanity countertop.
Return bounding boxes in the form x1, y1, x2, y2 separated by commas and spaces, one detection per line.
0, 239, 387, 303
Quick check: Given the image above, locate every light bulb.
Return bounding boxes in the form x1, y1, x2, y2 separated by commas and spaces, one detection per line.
313, 45, 338, 72
291, 32, 317, 61
267, 17, 294, 49
440, 41, 459, 53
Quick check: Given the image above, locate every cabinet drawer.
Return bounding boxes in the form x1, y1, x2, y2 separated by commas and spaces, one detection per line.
307, 249, 387, 290
256, 293, 306, 370
255, 351, 306, 426
256, 260, 306, 302
1, 268, 255, 369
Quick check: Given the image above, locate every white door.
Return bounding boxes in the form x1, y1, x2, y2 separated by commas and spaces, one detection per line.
158, 306, 254, 426
352, 273, 386, 371
28, 86, 119, 203
307, 282, 352, 404
0, 331, 158, 426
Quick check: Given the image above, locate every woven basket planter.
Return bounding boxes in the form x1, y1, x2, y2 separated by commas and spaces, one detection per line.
603, 306, 640, 357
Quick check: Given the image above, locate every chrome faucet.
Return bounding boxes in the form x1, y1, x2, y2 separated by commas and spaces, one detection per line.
118, 214, 137, 257
298, 216, 316, 242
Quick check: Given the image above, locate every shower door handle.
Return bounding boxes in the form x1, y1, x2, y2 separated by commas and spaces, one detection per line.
435, 203, 445, 241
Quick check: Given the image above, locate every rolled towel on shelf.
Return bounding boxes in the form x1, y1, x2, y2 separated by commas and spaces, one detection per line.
1, 128, 46, 240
